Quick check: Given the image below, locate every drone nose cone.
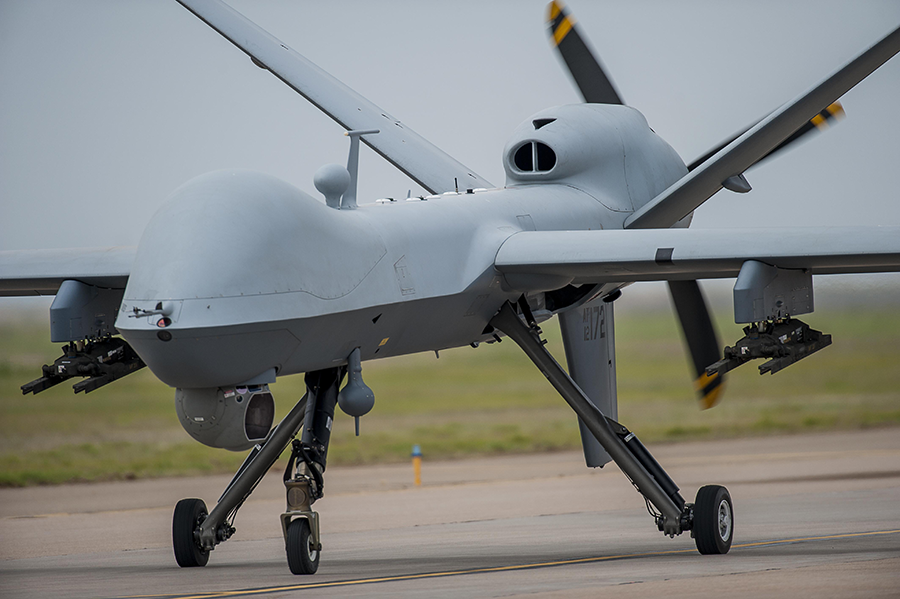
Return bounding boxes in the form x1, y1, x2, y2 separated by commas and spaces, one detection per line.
122, 169, 385, 302
116, 169, 387, 388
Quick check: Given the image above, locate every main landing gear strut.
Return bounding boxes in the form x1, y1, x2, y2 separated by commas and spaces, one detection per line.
489, 302, 733, 554
172, 367, 344, 574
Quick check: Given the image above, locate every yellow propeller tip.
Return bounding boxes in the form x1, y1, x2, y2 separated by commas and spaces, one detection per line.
699, 383, 724, 409
695, 372, 725, 409
828, 101, 846, 119
548, 1, 566, 22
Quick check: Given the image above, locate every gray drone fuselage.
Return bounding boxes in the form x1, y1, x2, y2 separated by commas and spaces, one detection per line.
115, 104, 686, 388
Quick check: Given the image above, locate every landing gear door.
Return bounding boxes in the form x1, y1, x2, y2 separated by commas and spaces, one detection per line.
559, 296, 617, 468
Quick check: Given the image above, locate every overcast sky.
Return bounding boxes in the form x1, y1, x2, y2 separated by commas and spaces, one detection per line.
1, 1, 899, 302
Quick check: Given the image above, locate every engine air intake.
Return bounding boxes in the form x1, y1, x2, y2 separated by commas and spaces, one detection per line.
512, 141, 557, 173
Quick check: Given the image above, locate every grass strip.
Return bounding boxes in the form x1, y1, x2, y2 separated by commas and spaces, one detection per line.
1, 306, 898, 486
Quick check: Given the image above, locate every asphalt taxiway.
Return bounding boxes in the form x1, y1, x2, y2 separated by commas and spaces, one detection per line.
1, 429, 899, 598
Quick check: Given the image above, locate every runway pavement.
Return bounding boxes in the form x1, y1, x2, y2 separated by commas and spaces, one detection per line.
2, 429, 899, 598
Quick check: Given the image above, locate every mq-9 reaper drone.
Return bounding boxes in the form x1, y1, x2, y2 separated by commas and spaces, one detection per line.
3, 0, 900, 575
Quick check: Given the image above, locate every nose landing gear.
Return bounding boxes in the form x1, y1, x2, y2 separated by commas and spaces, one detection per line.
280, 439, 325, 574
170, 367, 344, 575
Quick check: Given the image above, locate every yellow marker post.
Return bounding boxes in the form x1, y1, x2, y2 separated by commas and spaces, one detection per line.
411, 444, 422, 486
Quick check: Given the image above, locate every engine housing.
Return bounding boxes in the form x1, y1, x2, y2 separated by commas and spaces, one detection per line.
175, 385, 275, 451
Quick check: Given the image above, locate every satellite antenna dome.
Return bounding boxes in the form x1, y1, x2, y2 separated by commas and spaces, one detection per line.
314, 164, 351, 208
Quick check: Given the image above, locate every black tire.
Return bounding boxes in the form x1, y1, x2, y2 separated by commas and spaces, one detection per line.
693, 485, 733, 555
173, 498, 210, 567
286, 518, 319, 575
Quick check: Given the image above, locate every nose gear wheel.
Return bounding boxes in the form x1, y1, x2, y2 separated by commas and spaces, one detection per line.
286, 518, 320, 575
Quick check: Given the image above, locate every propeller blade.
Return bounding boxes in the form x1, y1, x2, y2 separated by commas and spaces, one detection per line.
548, 0, 843, 172
667, 280, 725, 409
546, 1, 624, 105
687, 102, 845, 172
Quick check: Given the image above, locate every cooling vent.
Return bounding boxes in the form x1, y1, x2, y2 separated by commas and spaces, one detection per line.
513, 142, 556, 173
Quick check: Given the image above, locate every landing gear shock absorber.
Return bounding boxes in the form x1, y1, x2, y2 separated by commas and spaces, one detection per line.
280, 368, 343, 575
281, 440, 323, 575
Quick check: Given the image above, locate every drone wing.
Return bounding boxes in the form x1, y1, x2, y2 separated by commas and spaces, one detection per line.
494, 227, 900, 287
626, 25, 900, 230
176, 0, 492, 195
0, 247, 133, 296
